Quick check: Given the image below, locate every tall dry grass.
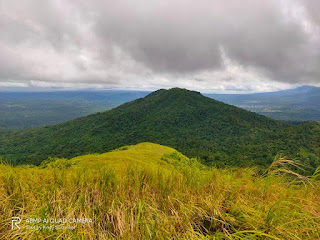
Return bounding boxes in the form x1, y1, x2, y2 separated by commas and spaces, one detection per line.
0, 143, 319, 239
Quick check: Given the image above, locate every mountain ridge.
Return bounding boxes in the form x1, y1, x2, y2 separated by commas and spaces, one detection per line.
1, 86, 320, 129
205, 85, 320, 121
0, 88, 319, 167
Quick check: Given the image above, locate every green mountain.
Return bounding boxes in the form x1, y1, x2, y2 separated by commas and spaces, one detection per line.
0, 88, 319, 167
1, 86, 320, 129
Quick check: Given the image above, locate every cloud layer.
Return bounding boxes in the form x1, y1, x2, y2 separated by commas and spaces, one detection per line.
0, 0, 320, 92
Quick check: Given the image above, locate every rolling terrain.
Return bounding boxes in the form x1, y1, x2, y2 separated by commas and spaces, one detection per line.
0, 91, 149, 129
206, 86, 320, 121
1, 86, 320, 129
1, 143, 319, 239
0, 88, 319, 168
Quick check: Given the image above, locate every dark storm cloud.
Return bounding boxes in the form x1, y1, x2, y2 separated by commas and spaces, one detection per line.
0, 0, 320, 91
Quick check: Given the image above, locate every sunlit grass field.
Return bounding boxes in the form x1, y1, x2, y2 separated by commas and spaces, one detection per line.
1, 142, 319, 239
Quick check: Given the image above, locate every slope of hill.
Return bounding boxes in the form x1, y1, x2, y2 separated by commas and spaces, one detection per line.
1, 143, 319, 239
0, 88, 319, 167
205, 86, 320, 121
1, 86, 320, 129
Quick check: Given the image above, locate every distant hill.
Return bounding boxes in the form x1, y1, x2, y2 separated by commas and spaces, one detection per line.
0, 90, 150, 129
0, 88, 319, 167
205, 86, 320, 121
1, 86, 320, 129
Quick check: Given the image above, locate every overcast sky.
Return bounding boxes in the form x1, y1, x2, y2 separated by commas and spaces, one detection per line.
0, 0, 320, 93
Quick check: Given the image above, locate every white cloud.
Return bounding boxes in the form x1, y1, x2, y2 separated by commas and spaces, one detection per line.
0, 0, 319, 92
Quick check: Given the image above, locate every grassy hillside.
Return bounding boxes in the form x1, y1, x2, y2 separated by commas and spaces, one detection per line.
1, 88, 319, 168
1, 143, 319, 239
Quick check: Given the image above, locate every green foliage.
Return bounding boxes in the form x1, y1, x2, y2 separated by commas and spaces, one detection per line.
0, 88, 319, 169
161, 151, 205, 169
112, 146, 130, 151
40, 157, 75, 169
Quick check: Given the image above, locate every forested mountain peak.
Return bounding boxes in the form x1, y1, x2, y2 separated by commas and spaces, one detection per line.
143, 88, 202, 101
0, 88, 319, 168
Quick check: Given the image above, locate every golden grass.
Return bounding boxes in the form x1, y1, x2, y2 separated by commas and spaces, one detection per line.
0, 142, 319, 239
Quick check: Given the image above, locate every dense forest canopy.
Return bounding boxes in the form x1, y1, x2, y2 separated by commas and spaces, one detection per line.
0, 88, 319, 169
